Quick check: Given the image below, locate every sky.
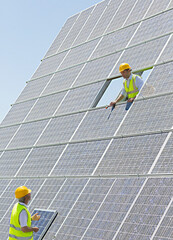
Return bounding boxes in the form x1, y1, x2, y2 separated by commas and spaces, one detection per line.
0, 0, 101, 123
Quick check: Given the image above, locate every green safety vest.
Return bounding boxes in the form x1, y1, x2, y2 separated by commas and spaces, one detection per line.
9, 203, 33, 240
123, 74, 139, 98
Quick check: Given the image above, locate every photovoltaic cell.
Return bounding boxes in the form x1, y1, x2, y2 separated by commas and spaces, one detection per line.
139, 62, 173, 98
72, 0, 109, 46
145, 0, 171, 18
54, 179, 114, 240
56, 82, 105, 115
24, 91, 67, 121
105, 0, 138, 34
110, 35, 169, 78
1, 99, 36, 126
42, 65, 84, 95
7, 120, 49, 149
83, 178, 145, 240
15, 75, 53, 103
95, 133, 167, 175
58, 7, 95, 52
59, 38, 100, 70
72, 105, 126, 141
31, 51, 68, 80
44, 14, 79, 58
73, 52, 122, 86
129, 10, 173, 46
153, 204, 173, 239
91, 23, 140, 59
116, 178, 173, 239
16, 145, 66, 177
43, 178, 88, 240
88, 0, 122, 40
124, 0, 153, 26
152, 133, 173, 173
0, 149, 31, 176
31, 209, 57, 240
50, 140, 110, 176
117, 95, 173, 135
0, 126, 19, 150
36, 112, 85, 145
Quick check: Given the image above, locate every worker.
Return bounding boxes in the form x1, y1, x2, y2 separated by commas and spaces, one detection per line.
109, 63, 144, 110
9, 186, 40, 240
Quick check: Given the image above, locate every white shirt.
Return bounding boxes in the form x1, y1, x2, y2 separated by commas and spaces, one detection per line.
121, 73, 144, 96
19, 203, 28, 227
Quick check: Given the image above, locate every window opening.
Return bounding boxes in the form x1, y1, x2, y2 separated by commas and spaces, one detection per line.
96, 68, 152, 107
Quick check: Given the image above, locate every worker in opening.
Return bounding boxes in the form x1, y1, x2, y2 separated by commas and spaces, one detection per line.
9, 186, 40, 240
109, 63, 144, 110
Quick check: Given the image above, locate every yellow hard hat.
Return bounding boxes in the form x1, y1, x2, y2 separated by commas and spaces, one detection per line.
15, 186, 31, 199
119, 63, 131, 72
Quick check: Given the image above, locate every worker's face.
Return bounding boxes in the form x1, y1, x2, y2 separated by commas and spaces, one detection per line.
120, 69, 131, 79
25, 193, 31, 203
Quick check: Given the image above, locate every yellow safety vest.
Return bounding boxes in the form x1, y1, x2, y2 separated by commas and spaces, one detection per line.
9, 203, 33, 240
123, 74, 139, 98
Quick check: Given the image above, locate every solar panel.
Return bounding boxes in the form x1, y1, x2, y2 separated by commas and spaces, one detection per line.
44, 13, 80, 58
7, 120, 49, 149
31, 51, 68, 80
105, 0, 138, 33
42, 65, 84, 95
129, 10, 173, 46
1, 100, 36, 126
88, 0, 122, 40
0, 126, 19, 150
31, 209, 58, 240
16, 75, 53, 103
91, 23, 140, 59
124, 0, 153, 26
117, 95, 173, 135
56, 82, 105, 114
59, 38, 100, 70
24, 92, 67, 122
145, 0, 171, 17
152, 133, 173, 173
72, 0, 108, 46
157, 34, 173, 64
140, 62, 173, 98
95, 133, 168, 175
58, 7, 95, 52
72, 105, 126, 141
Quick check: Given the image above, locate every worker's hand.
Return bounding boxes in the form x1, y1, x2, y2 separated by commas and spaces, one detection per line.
127, 98, 135, 102
33, 227, 39, 233
32, 213, 41, 221
109, 101, 116, 107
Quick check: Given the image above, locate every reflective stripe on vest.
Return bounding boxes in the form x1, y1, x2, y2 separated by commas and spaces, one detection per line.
123, 75, 139, 98
9, 203, 33, 240
9, 234, 33, 240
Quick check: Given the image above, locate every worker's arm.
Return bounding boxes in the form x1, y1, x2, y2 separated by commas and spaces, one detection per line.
21, 226, 39, 233
109, 94, 125, 107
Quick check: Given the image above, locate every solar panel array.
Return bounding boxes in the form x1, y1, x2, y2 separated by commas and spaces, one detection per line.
0, 0, 173, 239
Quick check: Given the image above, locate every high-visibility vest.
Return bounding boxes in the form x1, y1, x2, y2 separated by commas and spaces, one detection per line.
123, 74, 139, 98
9, 203, 33, 240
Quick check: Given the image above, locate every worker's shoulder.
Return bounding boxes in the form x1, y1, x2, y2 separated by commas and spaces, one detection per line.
133, 74, 143, 81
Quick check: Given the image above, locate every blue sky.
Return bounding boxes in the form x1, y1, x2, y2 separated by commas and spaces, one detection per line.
0, 0, 101, 123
